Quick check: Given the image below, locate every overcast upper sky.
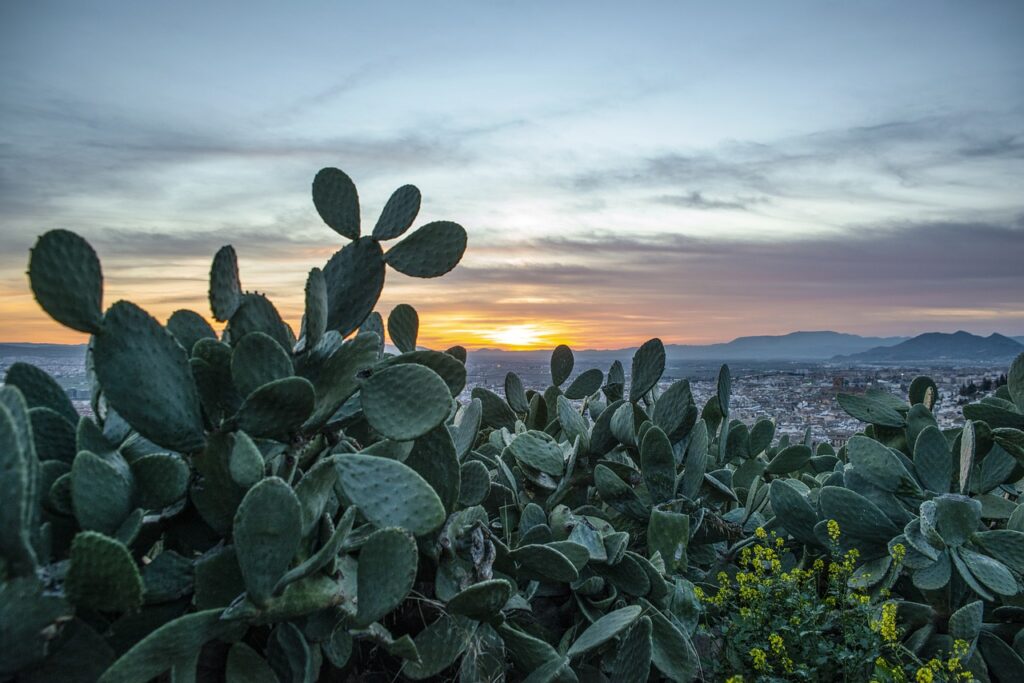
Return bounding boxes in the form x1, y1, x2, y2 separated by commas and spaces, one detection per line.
2, 1, 1022, 348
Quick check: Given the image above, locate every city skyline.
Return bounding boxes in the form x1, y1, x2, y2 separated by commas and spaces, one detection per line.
2, 1, 1023, 349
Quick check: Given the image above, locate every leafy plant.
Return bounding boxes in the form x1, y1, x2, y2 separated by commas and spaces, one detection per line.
3, 164, 1024, 682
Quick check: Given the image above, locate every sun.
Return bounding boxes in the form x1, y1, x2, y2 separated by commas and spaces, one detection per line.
484, 323, 549, 349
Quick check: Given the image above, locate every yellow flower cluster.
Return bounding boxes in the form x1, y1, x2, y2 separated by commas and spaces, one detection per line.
724, 677, 744, 683
768, 632, 795, 673
870, 601, 899, 643
749, 647, 769, 672
945, 639, 973, 680
890, 542, 907, 563
828, 548, 860, 580
827, 519, 841, 542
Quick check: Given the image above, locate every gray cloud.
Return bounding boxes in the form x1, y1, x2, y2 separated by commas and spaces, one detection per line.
652, 191, 764, 211
429, 218, 1024, 336
570, 112, 1024, 206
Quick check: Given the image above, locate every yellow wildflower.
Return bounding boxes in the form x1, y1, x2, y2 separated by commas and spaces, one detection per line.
871, 602, 899, 643
890, 543, 906, 563
749, 647, 769, 672
755, 526, 767, 539
827, 519, 841, 542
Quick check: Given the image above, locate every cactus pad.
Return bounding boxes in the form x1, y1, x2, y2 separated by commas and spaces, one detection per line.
323, 237, 386, 337
303, 267, 328, 350
166, 309, 216, 355
509, 430, 564, 476
233, 477, 302, 606
5, 362, 78, 424
28, 229, 104, 334
93, 301, 205, 453
231, 331, 294, 398
447, 579, 512, 621
313, 167, 360, 240
335, 454, 446, 535
356, 527, 418, 625
130, 453, 188, 510
387, 303, 419, 353
630, 339, 665, 402
65, 531, 143, 612
235, 376, 315, 438
71, 450, 132, 534
384, 220, 467, 278
567, 605, 642, 657
209, 245, 242, 322
360, 363, 450, 441
373, 184, 421, 240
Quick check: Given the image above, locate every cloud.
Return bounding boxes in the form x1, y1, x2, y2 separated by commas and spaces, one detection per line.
652, 191, 763, 211
409, 217, 1024, 342
569, 112, 1024, 206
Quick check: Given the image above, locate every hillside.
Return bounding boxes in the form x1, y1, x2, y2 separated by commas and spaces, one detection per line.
834, 331, 1024, 362
662, 330, 907, 360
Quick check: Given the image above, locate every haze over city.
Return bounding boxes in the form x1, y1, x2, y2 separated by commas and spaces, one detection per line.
2, 1, 1022, 349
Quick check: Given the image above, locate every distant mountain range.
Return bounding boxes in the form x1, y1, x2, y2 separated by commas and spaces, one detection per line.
2, 331, 1023, 367
833, 331, 1024, 363
661, 331, 909, 360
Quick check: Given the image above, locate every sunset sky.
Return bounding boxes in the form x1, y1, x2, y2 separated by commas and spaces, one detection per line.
2, 1, 1022, 349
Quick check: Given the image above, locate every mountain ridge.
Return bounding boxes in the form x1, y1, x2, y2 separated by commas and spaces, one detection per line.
834, 331, 1024, 362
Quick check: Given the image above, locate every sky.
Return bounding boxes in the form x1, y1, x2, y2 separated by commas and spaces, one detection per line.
2, 1, 1023, 349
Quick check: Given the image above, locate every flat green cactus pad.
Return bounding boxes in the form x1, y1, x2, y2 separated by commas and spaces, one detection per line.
209, 245, 242, 322
629, 338, 665, 402
769, 479, 819, 546
611, 616, 652, 682
509, 431, 564, 476
335, 454, 446, 535
383, 221, 467, 278
5, 362, 78, 424
71, 450, 133, 534
231, 331, 294, 399
387, 303, 419, 353
402, 614, 475, 680
313, 167, 360, 240
377, 349, 468, 397
566, 605, 642, 658
447, 579, 512, 621
233, 477, 302, 606
323, 237, 386, 337
235, 376, 315, 438
564, 368, 603, 400
225, 642, 278, 683
93, 301, 205, 453
640, 427, 675, 505
837, 392, 906, 428
130, 453, 189, 510
98, 609, 231, 683
472, 387, 517, 431
0, 577, 70, 675
373, 184, 421, 240
65, 531, 143, 612
28, 229, 104, 334
300, 268, 327, 351
360, 363, 451, 441
765, 444, 812, 475
166, 309, 215, 355
356, 527, 418, 626
226, 293, 292, 352
29, 407, 76, 462
509, 544, 579, 583
304, 332, 380, 430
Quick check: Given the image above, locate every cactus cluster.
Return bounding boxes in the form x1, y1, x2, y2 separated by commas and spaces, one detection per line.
3, 166, 1024, 682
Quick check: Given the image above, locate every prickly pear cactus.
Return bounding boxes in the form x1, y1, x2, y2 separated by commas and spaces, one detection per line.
5, 163, 1024, 682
